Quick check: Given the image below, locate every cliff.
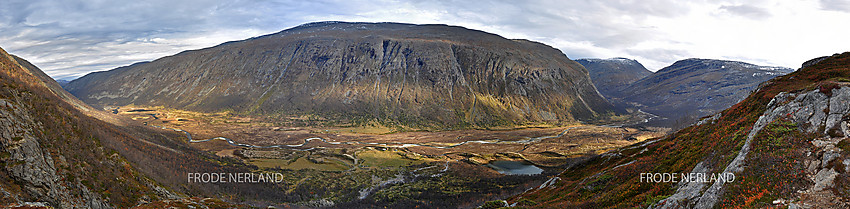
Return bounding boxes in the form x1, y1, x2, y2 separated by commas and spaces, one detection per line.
65, 21, 614, 129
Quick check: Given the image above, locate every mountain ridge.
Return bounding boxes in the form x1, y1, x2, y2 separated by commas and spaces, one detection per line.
621, 58, 792, 127
576, 57, 653, 98
65, 21, 615, 130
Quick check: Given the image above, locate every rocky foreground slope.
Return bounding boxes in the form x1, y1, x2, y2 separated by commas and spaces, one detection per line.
509, 53, 850, 208
65, 21, 614, 129
0, 46, 166, 208
1, 46, 270, 208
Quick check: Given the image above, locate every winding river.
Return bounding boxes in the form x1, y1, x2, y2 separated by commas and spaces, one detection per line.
149, 124, 580, 151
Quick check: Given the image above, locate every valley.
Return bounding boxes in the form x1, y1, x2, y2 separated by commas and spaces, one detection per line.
1, 8, 846, 207
104, 104, 666, 207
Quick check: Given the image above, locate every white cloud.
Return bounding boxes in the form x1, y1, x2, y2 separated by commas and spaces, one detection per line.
1, 0, 849, 80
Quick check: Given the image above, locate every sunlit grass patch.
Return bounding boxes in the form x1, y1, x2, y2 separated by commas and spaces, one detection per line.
249, 157, 349, 171
358, 149, 419, 168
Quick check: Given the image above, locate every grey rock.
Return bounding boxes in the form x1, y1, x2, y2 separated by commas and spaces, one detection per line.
812, 168, 837, 191
822, 151, 841, 168
800, 56, 830, 70
695, 113, 722, 126
788, 203, 800, 209
809, 159, 821, 174
654, 161, 711, 209
1, 99, 111, 209
829, 87, 850, 114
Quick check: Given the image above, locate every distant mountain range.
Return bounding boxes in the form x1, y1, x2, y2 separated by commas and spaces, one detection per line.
65, 21, 614, 130
576, 58, 652, 98
581, 57, 793, 128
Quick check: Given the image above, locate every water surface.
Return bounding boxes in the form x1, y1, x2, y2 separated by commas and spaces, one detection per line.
486, 161, 543, 175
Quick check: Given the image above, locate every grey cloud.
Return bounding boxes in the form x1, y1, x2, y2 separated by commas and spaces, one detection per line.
0, 0, 806, 80
4, 0, 691, 79
413, 0, 682, 48
0, 0, 333, 80
718, 4, 771, 19
820, 0, 850, 12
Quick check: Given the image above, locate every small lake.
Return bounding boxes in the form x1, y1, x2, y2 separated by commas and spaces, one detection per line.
486, 161, 543, 175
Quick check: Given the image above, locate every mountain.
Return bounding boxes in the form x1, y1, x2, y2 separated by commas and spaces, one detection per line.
56, 79, 71, 87
0, 46, 167, 208
576, 57, 652, 98
507, 52, 850, 208
2, 46, 276, 208
620, 58, 793, 127
64, 21, 614, 130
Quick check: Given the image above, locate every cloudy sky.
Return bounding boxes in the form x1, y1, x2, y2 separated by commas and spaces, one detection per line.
1, 0, 849, 80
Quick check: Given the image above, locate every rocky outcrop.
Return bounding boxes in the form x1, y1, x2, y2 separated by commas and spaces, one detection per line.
800, 56, 831, 70
0, 98, 110, 208
65, 21, 613, 129
576, 58, 652, 98
656, 86, 850, 209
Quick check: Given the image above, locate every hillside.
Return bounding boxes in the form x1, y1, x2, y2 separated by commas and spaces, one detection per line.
508, 53, 850, 208
64, 21, 614, 130
620, 58, 793, 127
1, 46, 282, 208
576, 58, 652, 98
0, 46, 167, 208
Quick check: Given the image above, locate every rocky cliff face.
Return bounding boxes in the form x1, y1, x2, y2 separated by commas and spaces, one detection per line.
65, 21, 613, 129
0, 47, 165, 208
508, 52, 850, 208
576, 58, 652, 98
621, 58, 793, 127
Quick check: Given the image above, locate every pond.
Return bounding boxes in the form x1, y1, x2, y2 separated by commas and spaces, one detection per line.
485, 160, 543, 175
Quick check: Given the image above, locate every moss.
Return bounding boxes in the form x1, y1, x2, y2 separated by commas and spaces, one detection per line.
479, 200, 507, 209
718, 119, 812, 207
838, 139, 850, 155
514, 198, 537, 206
642, 195, 670, 207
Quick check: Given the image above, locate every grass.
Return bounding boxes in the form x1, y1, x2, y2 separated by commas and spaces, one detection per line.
358, 149, 419, 168
249, 157, 349, 171
324, 121, 396, 134
717, 119, 812, 208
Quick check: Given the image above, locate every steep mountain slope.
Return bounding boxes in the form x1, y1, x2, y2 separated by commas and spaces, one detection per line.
576, 58, 652, 98
0, 47, 167, 208
2, 46, 276, 208
621, 58, 793, 127
65, 21, 614, 129
509, 53, 850, 208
